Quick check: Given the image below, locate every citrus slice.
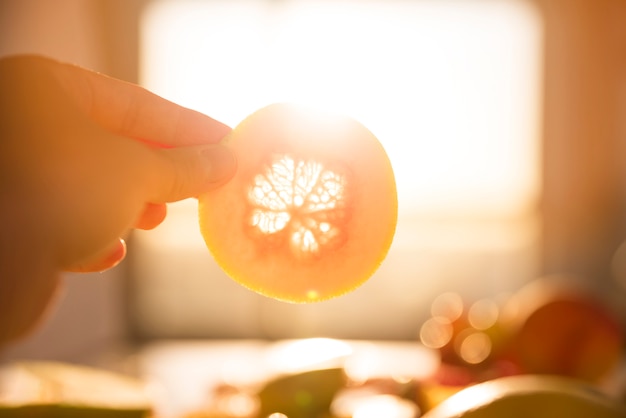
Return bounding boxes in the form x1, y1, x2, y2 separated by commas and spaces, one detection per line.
198, 103, 397, 302
421, 374, 626, 418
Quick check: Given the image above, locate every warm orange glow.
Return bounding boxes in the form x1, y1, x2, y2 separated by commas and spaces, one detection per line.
142, 0, 542, 219
198, 103, 397, 303
212, 390, 258, 418
420, 317, 454, 349
431, 292, 464, 321
432, 382, 501, 417
468, 299, 500, 330
611, 240, 626, 292
134, 0, 543, 338
267, 414, 288, 418
456, 331, 492, 364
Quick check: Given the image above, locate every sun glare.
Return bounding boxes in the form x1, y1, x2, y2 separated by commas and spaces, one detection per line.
141, 0, 542, 219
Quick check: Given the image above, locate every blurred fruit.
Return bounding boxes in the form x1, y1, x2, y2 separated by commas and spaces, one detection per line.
421, 374, 626, 418
198, 103, 397, 303
416, 382, 465, 414
257, 367, 345, 418
502, 277, 625, 382
0, 362, 151, 417
335, 393, 419, 418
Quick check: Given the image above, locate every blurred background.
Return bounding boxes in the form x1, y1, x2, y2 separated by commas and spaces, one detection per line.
1, 0, 625, 367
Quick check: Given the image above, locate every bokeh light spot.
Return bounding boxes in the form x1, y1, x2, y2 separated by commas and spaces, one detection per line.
420, 317, 453, 349
456, 331, 492, 364
468, 298, 499, 330
431, 292, 464, 321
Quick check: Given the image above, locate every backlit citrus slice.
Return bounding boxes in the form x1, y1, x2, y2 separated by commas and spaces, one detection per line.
198, 103, 397, 302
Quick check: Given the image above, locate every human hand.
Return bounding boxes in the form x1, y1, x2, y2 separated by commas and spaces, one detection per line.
0, 55, 236, 343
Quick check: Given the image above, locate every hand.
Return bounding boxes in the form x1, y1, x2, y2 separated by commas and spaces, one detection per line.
0, 55, 236, 344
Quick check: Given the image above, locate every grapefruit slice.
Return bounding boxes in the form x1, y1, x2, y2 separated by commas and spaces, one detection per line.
198, 103, 397, 302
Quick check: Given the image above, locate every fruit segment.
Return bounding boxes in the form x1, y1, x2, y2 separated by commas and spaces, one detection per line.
247, 154, 349, 261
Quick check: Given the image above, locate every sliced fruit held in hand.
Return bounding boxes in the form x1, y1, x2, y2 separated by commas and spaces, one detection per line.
199, 103, 397, 303
421, 374, 626, 418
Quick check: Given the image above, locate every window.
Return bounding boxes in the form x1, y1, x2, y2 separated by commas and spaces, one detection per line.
129, 0, 543, 340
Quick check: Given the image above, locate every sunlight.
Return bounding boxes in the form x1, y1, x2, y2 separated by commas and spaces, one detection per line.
141, 0, 542, 219
248, 155, 347, 258
134, 0, 543, 339
265, 338, 353, 373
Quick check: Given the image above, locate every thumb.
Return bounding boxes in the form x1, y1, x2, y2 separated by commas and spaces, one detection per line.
148, 143, 237, 202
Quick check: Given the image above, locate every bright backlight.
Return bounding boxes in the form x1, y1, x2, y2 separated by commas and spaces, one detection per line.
141, 0, 542, 219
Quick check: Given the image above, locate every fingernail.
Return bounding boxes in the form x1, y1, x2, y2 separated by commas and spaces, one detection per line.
65, 239, 127, 273
201, 144, 237, 185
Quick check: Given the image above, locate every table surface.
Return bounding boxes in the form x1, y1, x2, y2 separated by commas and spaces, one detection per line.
137, 338, 440, 418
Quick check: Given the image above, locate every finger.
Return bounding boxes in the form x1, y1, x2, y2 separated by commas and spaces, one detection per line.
135, 203, 167, 230
146, 143, 237, 203
65, 238, 127, 273
45, 56, 231, 146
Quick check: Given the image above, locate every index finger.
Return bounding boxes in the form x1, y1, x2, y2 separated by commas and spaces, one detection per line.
47, 57, 231, 146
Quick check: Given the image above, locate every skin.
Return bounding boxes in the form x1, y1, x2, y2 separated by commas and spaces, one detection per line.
0, 55, 236, 345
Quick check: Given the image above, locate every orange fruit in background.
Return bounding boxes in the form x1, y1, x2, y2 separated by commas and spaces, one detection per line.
199, 103, 397, 303
501, 277, 625, 382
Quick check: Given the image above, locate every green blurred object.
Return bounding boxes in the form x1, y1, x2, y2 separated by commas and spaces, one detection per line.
258, 367, 345, 418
